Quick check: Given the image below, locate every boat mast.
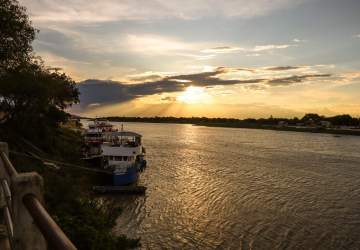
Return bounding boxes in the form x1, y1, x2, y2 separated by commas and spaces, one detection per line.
120, 124, 123, 144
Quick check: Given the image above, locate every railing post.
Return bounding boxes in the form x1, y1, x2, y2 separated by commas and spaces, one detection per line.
0, 225, 11, 250
1, 186, 11, 250
0, 143, 10, 184
0, 142, 11, 249
0, 143, 9, 157
11, 173, 47, 250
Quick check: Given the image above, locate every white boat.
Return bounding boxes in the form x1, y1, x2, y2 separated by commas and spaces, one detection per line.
83, 119, 118, 157
91, 119, 117, 133
101, 130, 146, 185
82, 121, 146, 186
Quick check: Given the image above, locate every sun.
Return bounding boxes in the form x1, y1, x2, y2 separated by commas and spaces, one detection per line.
177, 86, 211, 104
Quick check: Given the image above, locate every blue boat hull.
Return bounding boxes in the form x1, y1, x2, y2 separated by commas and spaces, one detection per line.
113, 166, 139, 186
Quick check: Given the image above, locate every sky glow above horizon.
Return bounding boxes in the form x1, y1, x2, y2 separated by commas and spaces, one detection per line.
19, 0, 360, 118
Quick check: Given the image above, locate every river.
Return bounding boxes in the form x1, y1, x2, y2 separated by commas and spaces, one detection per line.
106, 122, 360, 249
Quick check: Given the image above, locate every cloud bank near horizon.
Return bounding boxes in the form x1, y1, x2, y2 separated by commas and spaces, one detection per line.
77, 66, 332, 110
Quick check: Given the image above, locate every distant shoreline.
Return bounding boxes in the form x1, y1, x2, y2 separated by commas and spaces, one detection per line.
193, 122, 360, 136
85, 117, 360, 136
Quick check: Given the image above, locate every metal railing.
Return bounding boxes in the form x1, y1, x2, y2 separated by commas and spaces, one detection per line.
0, 142, 77, 250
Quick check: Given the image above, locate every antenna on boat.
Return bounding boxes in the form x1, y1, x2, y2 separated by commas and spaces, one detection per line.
120, 124, 123, 144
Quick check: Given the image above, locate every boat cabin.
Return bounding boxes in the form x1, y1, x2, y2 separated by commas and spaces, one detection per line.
84, 129, 103, 144
101, 131, 144, 168
93, 119, 116, 132
103, 131, 142, 147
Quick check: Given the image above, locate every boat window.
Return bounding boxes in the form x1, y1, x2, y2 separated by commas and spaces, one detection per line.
135, 137, 141, 145
115, 156, 122, 161
87, 133, 101, 138
123, 156, 128, 161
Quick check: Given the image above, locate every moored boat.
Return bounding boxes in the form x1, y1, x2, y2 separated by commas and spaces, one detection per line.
82, 121, 147, 186
92, 119, 117, 133
101, 130, 146, 185
82, 119, 118, 158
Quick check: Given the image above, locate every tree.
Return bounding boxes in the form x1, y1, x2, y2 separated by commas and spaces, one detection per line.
0, 0, 79, 138
327, 114, 359, 126
0, 0, 36, 72
301, 113, 323, 122
0, 61, 79, 128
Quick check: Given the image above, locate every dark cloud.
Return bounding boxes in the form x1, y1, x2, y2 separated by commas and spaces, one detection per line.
160, 96, 177, 102
267, 74, 331, 86
234, 67, 256, 72
78, 80, 133, 108
266, 66, 302, 71
77, 68, 331, 109
165, 67, 265, 86
127, 74, 164, 82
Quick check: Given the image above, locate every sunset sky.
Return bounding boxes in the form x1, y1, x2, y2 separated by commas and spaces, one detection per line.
20, 0, 360, 118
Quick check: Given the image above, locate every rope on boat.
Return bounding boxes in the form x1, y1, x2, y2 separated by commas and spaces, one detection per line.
9, 150, 110, 174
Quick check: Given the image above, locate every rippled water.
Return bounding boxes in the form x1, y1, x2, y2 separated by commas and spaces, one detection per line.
107, 122, 360, 249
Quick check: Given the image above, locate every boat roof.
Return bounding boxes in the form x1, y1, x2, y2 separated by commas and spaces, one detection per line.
104, 131, 142, 137
86, 129, 102, 134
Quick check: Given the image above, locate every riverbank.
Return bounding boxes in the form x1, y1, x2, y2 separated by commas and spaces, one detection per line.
193, 122, 360, 136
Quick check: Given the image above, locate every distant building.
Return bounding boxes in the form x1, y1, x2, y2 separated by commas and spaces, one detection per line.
304, 118, 317, 127
277, 121, 288, 127
320, 120, 332, 128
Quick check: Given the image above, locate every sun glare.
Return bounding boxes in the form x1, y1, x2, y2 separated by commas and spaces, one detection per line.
177, 86, 211, 104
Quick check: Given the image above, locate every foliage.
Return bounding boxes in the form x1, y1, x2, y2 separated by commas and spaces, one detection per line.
325, 114, 359, 126
301, 113, 323, 122
0, 0, 36, 71
0, 62, 79, 132
0, 0, 79, 142
44, 168, 140, 250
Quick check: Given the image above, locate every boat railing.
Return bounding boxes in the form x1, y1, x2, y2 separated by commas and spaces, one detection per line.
105, 140, 140, 147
